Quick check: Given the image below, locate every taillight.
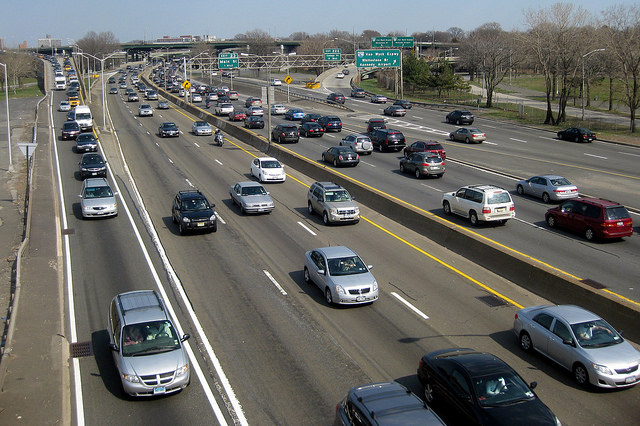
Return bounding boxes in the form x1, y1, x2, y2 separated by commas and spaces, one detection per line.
509, 206, 515, 211
482, 207, 491, 214
339, 155, 344, 160
514, 313, 519, 320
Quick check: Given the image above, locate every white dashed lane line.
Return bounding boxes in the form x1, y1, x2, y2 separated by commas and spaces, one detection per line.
391, 292, 430, 320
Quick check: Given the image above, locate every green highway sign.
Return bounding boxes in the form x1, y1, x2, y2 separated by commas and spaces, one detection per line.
371, 37, 393, 48
393, 36, 414, 47
323, 48, 342, 61
218, 53, 238, 69
356, 49, 401, 68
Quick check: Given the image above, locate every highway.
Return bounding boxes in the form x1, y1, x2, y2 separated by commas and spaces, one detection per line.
51, 62, 640, 425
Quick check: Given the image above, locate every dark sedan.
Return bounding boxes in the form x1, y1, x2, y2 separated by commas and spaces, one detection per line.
158, 122, 179, 138
298, 122, 324, 137
75, 133, 98, 153
78, 153, 107, 179
394, 99, 412, 109
244, 116, 265, 129
418, 348, 560, 426
301, 113, 322, 124
557, 127, 596, 143
271, 124, 300, 143
404, 140, 446, 159
61, 121, 81, 140
446, 110, 474, 125
322, 146, 359, 167
327, 93, 346, 104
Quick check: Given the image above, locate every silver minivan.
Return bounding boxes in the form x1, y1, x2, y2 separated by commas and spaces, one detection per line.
107, 290, 191, 397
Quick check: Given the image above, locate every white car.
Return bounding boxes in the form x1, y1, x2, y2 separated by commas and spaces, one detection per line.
250, 157, 286, 183
192, 121, 212, 136
192, 93, 203, 103
271, 79, 282, 86
58, 101, 71, 112
215, 103, 234, 116
271, 104, 287, 115
336, 72, 345, 79
442, 184, 515, 225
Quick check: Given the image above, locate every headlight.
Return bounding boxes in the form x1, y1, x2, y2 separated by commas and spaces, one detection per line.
176, 363, 189, 377
209, 214, 216, 221
122, 373, 140, 383
591, 363, 613, 375
354, 207, 360, 214
182, 217, 191, 223
81, 167, 88, 171
335, 285, 346, 295
372, 280, 378, 291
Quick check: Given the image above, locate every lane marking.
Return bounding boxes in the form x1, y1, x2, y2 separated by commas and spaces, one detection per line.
168, 158, 174, 164
584, 153, 607, 159
155, 142, 159, 147
484, 141, 498, 145
215, 159, 223, 165
263, 270, 287, 296
194, 142, 200, 148
185, 179, 194, 188
619, 151, 640, 157
215, 212, 226, 225
509, 138, 527, 143
391, 292, 429, 320
297, 221, 317, 236
360, 161, 376, 167
420, 183, 443, 192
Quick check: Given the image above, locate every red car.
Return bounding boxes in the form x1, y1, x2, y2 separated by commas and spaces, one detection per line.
229, 110, 247, 121
403, 140, 446, 159
545, 197, 633, 241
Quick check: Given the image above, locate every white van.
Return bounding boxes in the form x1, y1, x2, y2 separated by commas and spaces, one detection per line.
73, 106, 93, 131
54, 75, 67, 90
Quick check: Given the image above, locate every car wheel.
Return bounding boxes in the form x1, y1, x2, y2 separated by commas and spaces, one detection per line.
303, 267, 312, 284
333, 159, 338, 167
325, 287, 334, 305
456, 119, 461, 125
542, 192, 551, 203
399, 164, 405, 173
424, 382, 435, 404
469, 211, 479, 226
446, 116, 450, 123
516, 185, 525, 195
322, 154, 327, 163
573, 363, 589, 386
279, 136, 284, 143
307, 201, 314, 215
450, 134, 455, 141
172, 213, 178, 224
415, 169, 421, 179
179, 222, 186, 235
575, 136, 580, 142
323, 211, 330, 225
465, 137, 471, 144
240, 205, 246, 215
546, 215, 556, 228
585, 227, 595, 241
519, 331, 533, 352
443, 201, 451, 215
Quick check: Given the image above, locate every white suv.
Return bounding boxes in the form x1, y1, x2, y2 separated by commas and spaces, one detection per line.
442, 185, 515, 225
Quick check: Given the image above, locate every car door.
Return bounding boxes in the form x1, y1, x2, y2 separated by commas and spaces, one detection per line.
546, 318, 575, 370
251, 159, 260, 178
529, 176, 545, 198
308, 251, 327, 290
172, 195, 181, 221
528, 312, 554, 355
309, 187, 323, 214
450, 188, 469, 215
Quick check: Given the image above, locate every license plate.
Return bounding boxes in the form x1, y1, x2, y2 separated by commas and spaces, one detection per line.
91, 172, 97, 176
625, 376, 635, 384
356, 296, 365, 302
496, 207, 505, 212
197, 222, 205, 227
153, 386, 166, 395
617, 221, 624, 226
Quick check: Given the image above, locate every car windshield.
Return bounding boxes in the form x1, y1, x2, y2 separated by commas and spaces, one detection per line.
605, 206, 630, 220
77, 135, 96, 142
164, 123, 176, 129
550, 177, 572, 186
121, 321, 181, 356
487, 192, 512, 204
83, 186, 113, 198
183, 197, 210, 211
261, 160, 281, 169
241, 186, 267, 196
327, 255, 368, 276
324, 190, 351, 202
571, 319, 622, 348
474, 372, 535, 407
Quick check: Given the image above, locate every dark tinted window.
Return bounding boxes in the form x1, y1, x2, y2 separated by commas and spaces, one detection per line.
605, 206, 630, 220
552, 321, 572, 341
533, 313, 554, 330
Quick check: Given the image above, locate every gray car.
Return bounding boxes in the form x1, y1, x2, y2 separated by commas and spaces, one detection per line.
138, 103, 153, 117
229, 181, 275, 214
157, 99, 170, 109
307, 181, 359, 225
79, 178, 118, 218
400, 153, 445, 179
303, 246, 378, 305
516, 175, 579, 203
340, 133, 373, 155
107, 290, 191, 397
191, 121, 212, 136
513, 304, 640, 388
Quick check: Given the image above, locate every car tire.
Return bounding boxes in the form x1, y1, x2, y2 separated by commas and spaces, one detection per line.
436, 174, 443, 178
323, 211, 330, 225
179, 222, 186, 235
333, 159, 338, 167
469, 211, 479, 226
573, 363, 589, 386
456, 119, 461, 125
325, 287, 334, 305
519, 331, 533, 352
307, 201, 314, 215
172, 213, 178, 224
575, 136, 580, 142
415, 169, 421, 179
465, 137, 471, 144
399, 164, 405, 173
322, 154, 326, 163
240, 206, 246, 215
516, 185, 525, 195
211, 222, 217, 232
585, 227, 595, 241
542, 192, 551, 203
546, 215, 556, 228
303, 267, 312, 284
450, 134, 455, 141
424, 382, 435, 404
443, 201, 451, 215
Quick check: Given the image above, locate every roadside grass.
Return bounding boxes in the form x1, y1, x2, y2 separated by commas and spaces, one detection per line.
0, 78, 45, 100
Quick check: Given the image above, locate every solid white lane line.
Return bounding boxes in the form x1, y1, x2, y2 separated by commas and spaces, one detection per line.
215, 159, 223, 165
509, 138, 527, 143
360, 161, 376, 167
420, 184, 443, 192
391, 292, 430, 320
584, 153, 607, 159
215, 212, 226, 224
298, 221, 317, 236
168, 158, 174, 164
185, 179, 194, 188
263, 270, 287, 296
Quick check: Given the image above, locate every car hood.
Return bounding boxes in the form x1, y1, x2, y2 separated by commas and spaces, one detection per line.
330, 272, 375, 289
82, 196, 116, 208
480, 399, 557, 425
579, 340, 640, 366
325, 201, 358, 211
183, 210, 215, 220
241, 194, 272, 205
122, 347, 187, 376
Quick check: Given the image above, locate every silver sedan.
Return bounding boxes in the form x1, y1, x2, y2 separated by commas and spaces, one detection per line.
515, 175, 578, 203
303, 246, 378, 305
192, 121, 212, 136
513, 304, 640, 388
449, 127, 486, 143
229, 181, 274, 214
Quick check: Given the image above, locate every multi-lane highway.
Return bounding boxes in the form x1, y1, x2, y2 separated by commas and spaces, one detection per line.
50, 61, 640, 425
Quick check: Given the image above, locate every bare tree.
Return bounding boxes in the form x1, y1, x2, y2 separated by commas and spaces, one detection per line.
0, 52, 37, 91
76, 31, 120, 58
447, 27, 465, 42
236, 29, 275, 56
602, 4, 640, 132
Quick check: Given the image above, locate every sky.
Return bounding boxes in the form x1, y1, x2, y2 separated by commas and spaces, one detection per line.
1, 0, 634, 48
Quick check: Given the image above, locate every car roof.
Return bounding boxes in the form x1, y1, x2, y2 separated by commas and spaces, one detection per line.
84, 177, 110, 187
257, 157, 279, 162
428, 348, 511, 378
536, 304, 601, 324
237, 181, 263, 188
116, 290, 168, 325
316, 246, 356, 258
572, 197, 622, 208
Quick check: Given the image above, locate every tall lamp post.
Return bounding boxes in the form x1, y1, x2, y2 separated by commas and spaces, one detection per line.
0, 62, 12, 171
582, 48, 605, 121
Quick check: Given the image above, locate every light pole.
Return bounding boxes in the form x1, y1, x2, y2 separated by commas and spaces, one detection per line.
582, 48, 605, 121
0, 62, 12, 171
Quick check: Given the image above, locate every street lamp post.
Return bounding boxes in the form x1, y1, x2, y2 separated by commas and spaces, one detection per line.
582, 48, 605, 121
0, 62, 12, 171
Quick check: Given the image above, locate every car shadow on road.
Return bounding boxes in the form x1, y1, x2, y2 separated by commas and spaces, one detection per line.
91, 329, 128, 400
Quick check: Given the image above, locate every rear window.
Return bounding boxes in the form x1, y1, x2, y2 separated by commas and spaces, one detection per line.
605, 206, 630, 220
427, 143, 443, 150
487, 192, 512, 204
387, 132, 404, 140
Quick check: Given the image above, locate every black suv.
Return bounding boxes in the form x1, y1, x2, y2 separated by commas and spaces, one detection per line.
327, 93, 346, 104
446, 110, 474, 125
366, 118, 386, 135
335, 381, 445, 425
271, 124, 300, 143
317, 116, 342, 132
171, 190, 217, 235
370, 129, 406, 152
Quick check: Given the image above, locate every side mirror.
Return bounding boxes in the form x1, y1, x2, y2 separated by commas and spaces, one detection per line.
317, 269, 326, 276
109, 343, 119, 352
367, 265, 373, 270
181, 334, 190, 342
529, 381, 538, 390
563, 339, 576, 347
78, 194, 82, 198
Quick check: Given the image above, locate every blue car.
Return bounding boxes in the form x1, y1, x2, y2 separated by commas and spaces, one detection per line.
284, 108, 305, 120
